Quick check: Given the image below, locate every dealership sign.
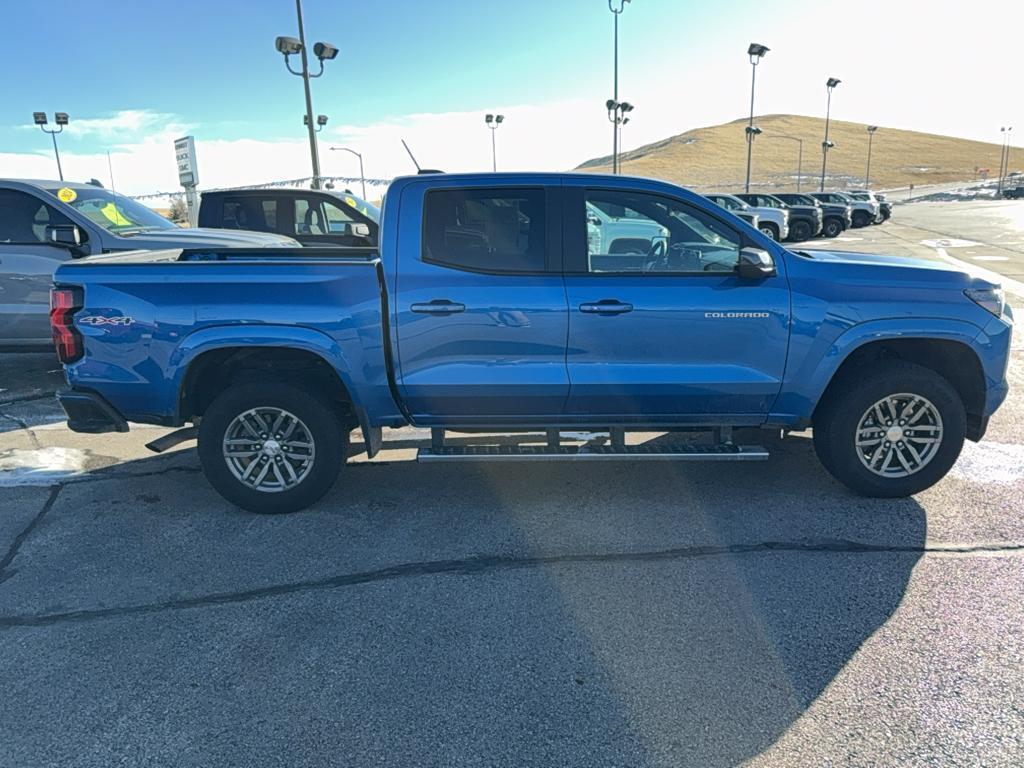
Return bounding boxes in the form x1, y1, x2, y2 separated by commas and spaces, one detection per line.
174, 135, 198, 187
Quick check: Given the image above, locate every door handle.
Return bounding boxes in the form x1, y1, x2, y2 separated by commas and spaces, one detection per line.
410, 299, 466, 315
579, 299, 633, 315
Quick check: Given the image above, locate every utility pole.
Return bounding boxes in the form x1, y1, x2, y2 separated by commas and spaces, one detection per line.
820, 78, 840, 192
865, 125, 878, 188
608, 0, 630, 173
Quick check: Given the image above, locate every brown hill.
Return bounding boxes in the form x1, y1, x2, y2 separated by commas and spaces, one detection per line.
576, 114, 1023, 192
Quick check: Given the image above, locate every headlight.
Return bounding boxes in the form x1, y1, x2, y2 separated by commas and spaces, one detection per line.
965, 287, 1005, 317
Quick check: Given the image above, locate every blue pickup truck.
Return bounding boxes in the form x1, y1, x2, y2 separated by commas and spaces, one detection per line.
51, 172, 1012, 513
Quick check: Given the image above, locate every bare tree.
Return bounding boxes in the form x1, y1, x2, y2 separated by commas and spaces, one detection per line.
168, 197, 189, 224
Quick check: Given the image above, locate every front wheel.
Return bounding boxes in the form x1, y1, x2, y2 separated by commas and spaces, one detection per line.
789, 220, 812, 241
822, 218, 843, 238
198, 382, 347, 513
813, 362, 966, 497
758, 223, 779, 241
852, 210, 871, 228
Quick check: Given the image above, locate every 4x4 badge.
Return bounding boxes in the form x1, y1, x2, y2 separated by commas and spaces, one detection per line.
79, 315, 134, 327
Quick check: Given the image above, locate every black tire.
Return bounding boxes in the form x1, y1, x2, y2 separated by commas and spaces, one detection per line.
822, 218, 843, 238
198, 382, 347, 513
788, 220, 812, 241
813, 361, 966, 497
852, 210, 871, 228
758, 223, 779, 241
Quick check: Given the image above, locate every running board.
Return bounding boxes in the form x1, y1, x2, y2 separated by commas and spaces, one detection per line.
417, 443, 769, 462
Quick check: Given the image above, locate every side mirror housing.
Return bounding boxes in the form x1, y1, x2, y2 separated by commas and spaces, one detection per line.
736, 247, 777, 279
46, 224, 88, 256
351, 222, 371, 238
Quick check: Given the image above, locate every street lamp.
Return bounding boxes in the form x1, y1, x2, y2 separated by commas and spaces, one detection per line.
34, 111, 69, 181
330, 146, 366, 199
304, 114, 329, 132
768, 134, 803, 192
999, 127, 1013, 193
606, 100, 633, 174
865, 126, 878, 188
819, 77, 841, 192
744, 43, 769, 193
608, 0, 631, 174
274, 0, 338, 189
485, 113, 505, 172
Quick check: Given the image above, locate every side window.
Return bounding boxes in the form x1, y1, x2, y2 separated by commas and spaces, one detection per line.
221, 198, 248, 229
423, 188, 546, 273
584, 190, 741, 274
0, 190, 72, 243
295, 199, 327, 235
323, 199, 355, 234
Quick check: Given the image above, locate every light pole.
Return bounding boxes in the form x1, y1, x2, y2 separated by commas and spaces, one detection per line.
606, 100, 633, 173
330, 146, 366, 199
485, 114, 505, 172
274, 0, 338, 190
744, 43, 769, 193
608, 0, 631, 174
820, 77, 841, 192
33, 112, 69, 181
865, 125, 878, 188
999, 127, 1013, 193
770, 134, 803, 192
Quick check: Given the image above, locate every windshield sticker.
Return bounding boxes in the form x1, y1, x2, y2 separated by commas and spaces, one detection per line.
57, 187, 77, 203
99, 202, 133, 227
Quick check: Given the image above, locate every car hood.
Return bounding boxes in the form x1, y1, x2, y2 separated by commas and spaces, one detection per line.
795, 248, 997, 286
116, 227, 301, 248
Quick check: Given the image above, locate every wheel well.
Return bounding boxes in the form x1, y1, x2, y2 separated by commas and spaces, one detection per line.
818, 338, 986, 429
180, 346, 355, 424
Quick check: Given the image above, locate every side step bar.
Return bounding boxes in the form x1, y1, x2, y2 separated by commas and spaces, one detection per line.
418, 442, 769, 462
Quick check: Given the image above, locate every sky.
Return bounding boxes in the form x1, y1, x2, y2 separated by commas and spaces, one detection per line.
1, 0, 1021, 197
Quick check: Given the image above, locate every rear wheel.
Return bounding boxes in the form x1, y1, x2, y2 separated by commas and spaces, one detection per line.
758, 222, 779, 241
198, 382, 347, 513
789, 220, 812, 241
813, 362, 965, 497
822, 218, 843, 238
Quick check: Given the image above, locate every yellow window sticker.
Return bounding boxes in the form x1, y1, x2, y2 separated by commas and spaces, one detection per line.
99, 202, 132, 227
57, 187, 77, 203
345, 196, 357, 208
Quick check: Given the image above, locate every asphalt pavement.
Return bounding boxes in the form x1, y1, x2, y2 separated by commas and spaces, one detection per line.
1, 200, 1022, 767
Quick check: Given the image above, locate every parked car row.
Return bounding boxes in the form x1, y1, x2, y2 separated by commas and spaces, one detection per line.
704, 189, 892, 242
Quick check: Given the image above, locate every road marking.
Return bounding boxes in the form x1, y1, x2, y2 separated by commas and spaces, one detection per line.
920, 238, 980, 248
932, 247, 1024, 300
834, 237, 863, 242
972, 256, 1010, 262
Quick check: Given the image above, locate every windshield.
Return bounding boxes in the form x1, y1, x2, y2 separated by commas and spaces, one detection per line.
331, 191, 381, 223
849, 192, 870, 201
42, 185, 177, 234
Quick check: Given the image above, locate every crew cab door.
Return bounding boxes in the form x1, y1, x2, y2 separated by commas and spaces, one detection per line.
561, 183, 790, 418
0, 189, 83, 345
393, 181, 568, 422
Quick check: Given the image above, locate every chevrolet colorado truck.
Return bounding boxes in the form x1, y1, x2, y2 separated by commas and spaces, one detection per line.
51, 172, 1013, 513
0, 179, 298, 348
811, 191, 878, 228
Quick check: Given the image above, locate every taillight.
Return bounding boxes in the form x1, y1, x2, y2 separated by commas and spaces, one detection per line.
50, 286, 84, 364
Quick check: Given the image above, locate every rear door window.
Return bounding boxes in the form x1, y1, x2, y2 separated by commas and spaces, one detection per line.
422, 188, 548, 273
0, 190, 72, 243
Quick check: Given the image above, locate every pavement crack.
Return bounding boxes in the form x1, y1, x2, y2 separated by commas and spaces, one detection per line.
0, 484, 62, 587
2, 538, 1023, 630
0, 411, 42, 449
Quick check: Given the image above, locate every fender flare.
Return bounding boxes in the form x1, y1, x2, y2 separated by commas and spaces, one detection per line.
168, 324, 373, 442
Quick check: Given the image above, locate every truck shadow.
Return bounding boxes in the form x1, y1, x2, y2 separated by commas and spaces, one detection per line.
4, 431, 925, 766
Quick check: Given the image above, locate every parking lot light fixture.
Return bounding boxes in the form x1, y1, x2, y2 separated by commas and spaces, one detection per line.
33, 111, 68, 181
865, 125, 878, 187
744, 42, 769, 193
608, 0, 631, 174
329, 146, 367, 199
275, 0, 337, 189
485, 114, 505, 172
820, 77, 841, 192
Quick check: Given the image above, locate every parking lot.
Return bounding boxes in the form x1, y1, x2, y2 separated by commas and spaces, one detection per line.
1, 199, 1023, 767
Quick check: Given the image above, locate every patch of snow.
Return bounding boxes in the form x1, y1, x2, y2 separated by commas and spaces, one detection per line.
0, 447, 89, 486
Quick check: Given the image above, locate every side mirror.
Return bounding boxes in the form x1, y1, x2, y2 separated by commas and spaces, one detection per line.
586, 213, 602, 227
351, 222, 371, 238
736, 247, 776, 279
46, 225, 88, 256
